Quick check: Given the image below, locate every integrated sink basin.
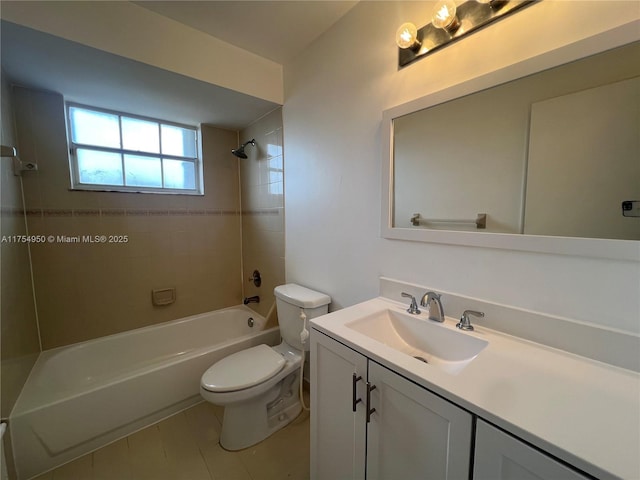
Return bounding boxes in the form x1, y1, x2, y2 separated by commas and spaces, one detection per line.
346, 309, 488, 374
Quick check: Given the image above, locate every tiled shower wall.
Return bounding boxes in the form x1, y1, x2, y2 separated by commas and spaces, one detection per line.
239, 108, 284, 324
0, 75, 40, 418
13, 86, 244, 349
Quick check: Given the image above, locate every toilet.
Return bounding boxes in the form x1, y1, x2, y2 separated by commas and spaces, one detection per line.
200, 283, 331, 450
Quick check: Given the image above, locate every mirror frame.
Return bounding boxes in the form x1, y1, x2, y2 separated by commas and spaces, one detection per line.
382, 20, 640, 262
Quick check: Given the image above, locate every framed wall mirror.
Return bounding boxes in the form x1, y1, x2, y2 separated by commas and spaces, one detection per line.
382, 21, 639, 261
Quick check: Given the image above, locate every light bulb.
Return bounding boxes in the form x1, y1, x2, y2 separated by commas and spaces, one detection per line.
432, 0, 460, 31
395, 22, 420, 50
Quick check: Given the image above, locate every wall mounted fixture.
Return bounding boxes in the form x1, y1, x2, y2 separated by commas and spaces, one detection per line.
410, 212, 487, 229
396, 0, 537, 68
248, 269, 262, 287
231, 139, 256, 159
0, 145, 16, 158
1, 144, 38, 176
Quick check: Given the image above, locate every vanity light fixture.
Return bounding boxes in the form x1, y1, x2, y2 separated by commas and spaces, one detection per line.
396, 0, 538, 68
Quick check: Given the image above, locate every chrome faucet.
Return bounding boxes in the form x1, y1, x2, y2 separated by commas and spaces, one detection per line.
457, 310, 484, 331
401, 292, 421, 315
243, 295, 260, 305
420, 291, 444, 322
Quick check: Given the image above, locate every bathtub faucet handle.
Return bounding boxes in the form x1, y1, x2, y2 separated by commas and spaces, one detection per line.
243, 296, 260, 305
248, 270, 262, 287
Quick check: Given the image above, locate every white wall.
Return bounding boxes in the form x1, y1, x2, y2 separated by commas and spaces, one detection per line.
282, 1, 640, 334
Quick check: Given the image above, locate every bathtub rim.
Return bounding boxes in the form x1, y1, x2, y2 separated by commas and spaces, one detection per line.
40, 304, 267, 356
11, 305, 277, 416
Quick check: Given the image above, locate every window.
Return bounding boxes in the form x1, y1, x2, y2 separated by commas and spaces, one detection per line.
67, 105, 202, 194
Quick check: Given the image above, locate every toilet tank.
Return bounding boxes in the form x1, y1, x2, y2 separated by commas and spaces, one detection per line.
274, 284, 331, 351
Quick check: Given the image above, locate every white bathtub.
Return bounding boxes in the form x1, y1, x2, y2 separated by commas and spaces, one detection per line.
10, 306, 280, 480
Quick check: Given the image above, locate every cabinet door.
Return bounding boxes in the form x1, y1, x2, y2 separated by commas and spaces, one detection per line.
474, 420, 589, 480
310, 330, 368, 480
366, 361, 473, 480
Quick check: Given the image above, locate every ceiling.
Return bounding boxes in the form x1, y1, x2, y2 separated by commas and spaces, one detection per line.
0, 1, 358, 129
133, 1, 358, 64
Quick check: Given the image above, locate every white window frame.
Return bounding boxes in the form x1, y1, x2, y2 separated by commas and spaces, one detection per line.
66, 103, 204, 195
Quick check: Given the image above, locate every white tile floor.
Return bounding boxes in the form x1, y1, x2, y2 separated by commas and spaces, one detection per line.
33, 399, 310, 480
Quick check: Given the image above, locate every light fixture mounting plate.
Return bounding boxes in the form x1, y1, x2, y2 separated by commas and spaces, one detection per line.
399, 0, 538, 68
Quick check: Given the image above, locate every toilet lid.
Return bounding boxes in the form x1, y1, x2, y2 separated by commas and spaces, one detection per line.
201, 344, 286, 393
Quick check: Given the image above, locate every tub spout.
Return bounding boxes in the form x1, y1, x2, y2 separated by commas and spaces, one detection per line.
243, 296, 260, 305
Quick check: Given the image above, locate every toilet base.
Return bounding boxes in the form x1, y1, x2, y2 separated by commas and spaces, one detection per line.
219, 370, 302, 451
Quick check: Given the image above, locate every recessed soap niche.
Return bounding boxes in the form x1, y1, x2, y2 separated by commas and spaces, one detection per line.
152, 287, 176, 306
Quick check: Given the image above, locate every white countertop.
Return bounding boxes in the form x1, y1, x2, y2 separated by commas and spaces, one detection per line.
311, 297, 640, 480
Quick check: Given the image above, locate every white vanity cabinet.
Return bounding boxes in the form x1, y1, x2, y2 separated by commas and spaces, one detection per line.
311, 330, 472, 480
366, 361, 472, 479
473, 420, 589, 480
310, 330, 367, 479
309, 287, 638, 480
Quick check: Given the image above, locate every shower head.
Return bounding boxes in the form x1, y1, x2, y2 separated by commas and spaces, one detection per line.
231, 139, 256, 159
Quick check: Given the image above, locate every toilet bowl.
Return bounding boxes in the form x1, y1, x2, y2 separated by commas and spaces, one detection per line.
200, 284, 330, 451
200, 343, 303, 450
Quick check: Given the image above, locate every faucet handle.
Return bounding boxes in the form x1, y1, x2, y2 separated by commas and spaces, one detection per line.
401, 292, 421, 315
457, 310, 484, 331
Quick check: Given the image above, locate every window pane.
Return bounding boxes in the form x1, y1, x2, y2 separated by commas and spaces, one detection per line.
77, 149, 124, 185
124, 154, 162, 188
163, 159, 195, 190
122, 117, 160, 153
70, 107, 120, 148
161, 125, 196, 157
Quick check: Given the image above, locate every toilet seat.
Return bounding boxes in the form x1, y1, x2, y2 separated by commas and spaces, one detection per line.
201, 344, 285, 393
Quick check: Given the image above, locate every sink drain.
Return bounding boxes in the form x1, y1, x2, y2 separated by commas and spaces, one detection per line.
413, 356, 428, 364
